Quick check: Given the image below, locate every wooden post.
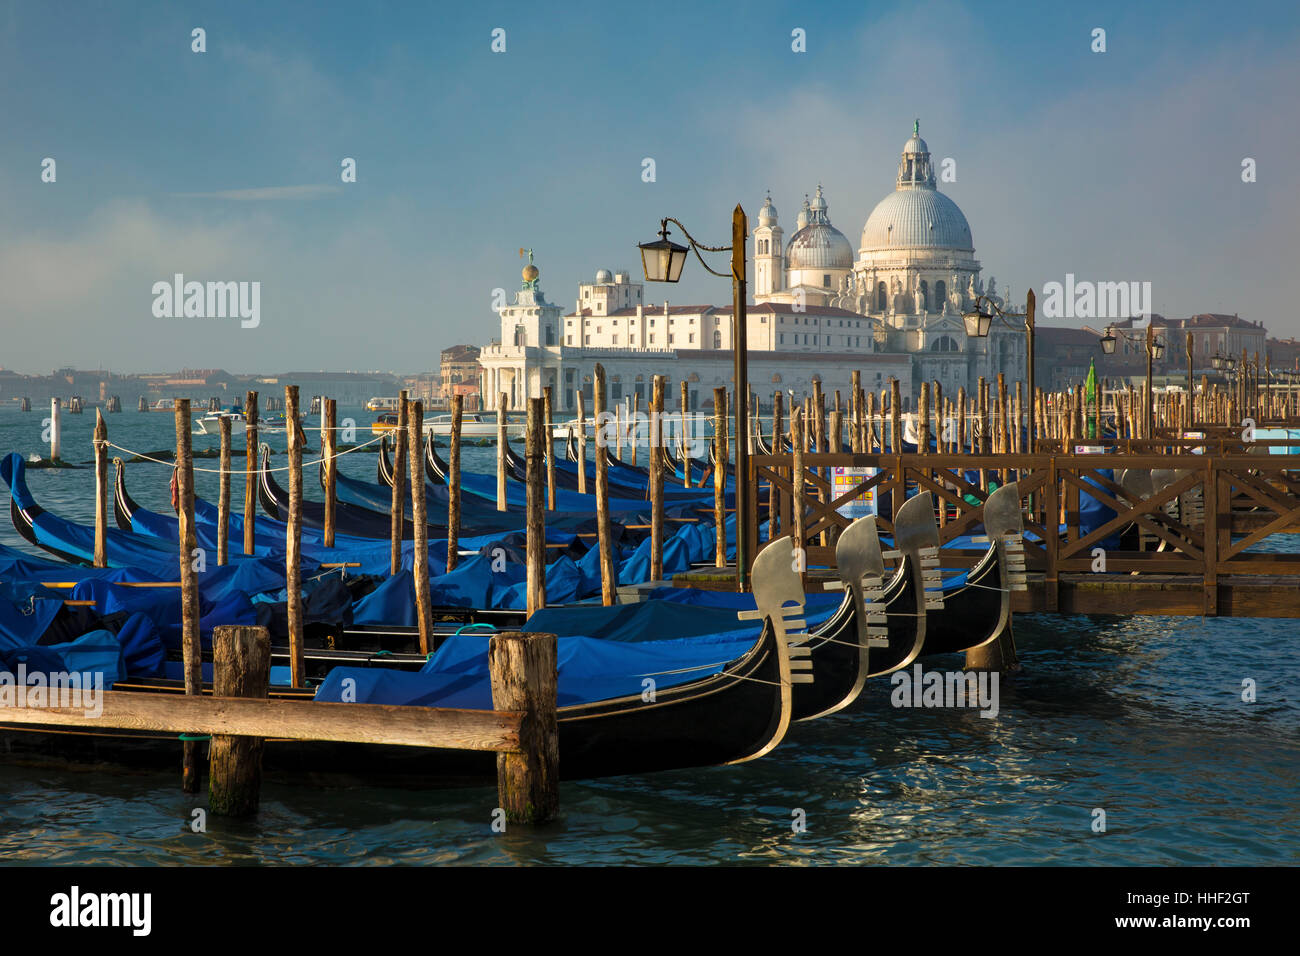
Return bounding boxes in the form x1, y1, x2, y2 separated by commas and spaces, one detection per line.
284, 386, 305, 688
890, 378, 902, 454
650, 375, 665, 581
615, 400, 624, 461
865, 391, 876, 452
243, 391, 258, 555
713, 387, 728, 568
447, 394, 463, 573
208, 625, 271, 817
526, 397, 546, 617
918, 382, 930, 455
681, 380, 691, 488
49, 397, 61, 461
630, 392, 639, 467
489, 631, 559, 825
769, 391, 783, 541
958, 388, 967, 455
408, 399, 433, 655
543, 386, 556, 511
174, 399, 201, 793
497, 390, 510, 509
850, 370, 862, 453
594, 365, 616, 606
93, 409, 108, 568
323, 399, 337, 549
792, 408, 805, 566
391, 389, 409, 571
575, 390, 587, 495
217, 414, 231, 565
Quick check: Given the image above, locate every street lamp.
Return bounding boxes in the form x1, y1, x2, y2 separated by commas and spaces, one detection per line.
637, 223, 689, 283
639, 207, 751, 591
962, 291, 1037, 448
1093, 323, 1165, 437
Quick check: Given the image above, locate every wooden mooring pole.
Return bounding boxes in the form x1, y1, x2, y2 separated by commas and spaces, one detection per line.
243, 391, 258, 555
650, 375, 665, 581
217, 414, 231, 566
713, 387, 727, 567
323, 398, 337, 549
175, 399, 201, 793
391, 389, 408, 571
208, 625, 271, 816
93, 409, 107, 568
284, 386, 305, 687
526, 397, 546, 617
543, 385, 556, 511
594, 364, 616, 605
575, 390, 587, 495
489, 631, 559, 825
497, 391, 509, 510
447, 394, 463, 573
408, 398, 433, 655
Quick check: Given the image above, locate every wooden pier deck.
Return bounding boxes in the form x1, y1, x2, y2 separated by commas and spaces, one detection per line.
701, 446, 1300, 619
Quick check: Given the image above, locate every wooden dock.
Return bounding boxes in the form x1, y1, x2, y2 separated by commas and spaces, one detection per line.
731, 444, 1300, 619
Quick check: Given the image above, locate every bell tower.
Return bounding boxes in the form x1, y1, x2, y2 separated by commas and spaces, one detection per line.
753, 193, 784, 298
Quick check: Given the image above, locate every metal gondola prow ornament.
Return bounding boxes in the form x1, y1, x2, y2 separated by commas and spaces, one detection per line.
892, 491, 945, 611
983, 481, 1028, 594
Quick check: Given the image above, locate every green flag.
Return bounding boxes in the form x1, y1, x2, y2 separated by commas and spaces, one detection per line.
1085, 358, 1098, 440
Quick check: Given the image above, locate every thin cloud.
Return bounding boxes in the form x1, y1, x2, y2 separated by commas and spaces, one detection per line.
172, 184, 341, 201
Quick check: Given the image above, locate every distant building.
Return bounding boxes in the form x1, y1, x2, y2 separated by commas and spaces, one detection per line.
477, 122, 1024, 413
1035, 314, 1270, 392
439, 344, 482, 411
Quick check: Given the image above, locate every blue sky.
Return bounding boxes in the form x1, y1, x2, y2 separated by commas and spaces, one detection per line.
1, 0, 1297, 373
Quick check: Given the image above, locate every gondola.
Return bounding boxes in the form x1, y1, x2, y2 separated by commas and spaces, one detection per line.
786, 514, 922, 720
899, 484, 1022, 656
0, 535, 805, 785
255, 445, 437, 539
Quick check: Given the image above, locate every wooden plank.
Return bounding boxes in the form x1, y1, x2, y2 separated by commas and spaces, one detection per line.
0, 690, 522, 751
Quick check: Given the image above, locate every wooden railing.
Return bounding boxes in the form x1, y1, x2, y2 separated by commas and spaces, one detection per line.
749, 450, 1300, 616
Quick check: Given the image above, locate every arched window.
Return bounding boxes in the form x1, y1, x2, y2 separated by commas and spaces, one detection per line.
919, 280, 929, 311
935, 280, 946, 309
513, 325, 525, 346
545, 326, 554, 346
713, 330, 722, 349
876, 282, 887, 312
930, 336, 958, 352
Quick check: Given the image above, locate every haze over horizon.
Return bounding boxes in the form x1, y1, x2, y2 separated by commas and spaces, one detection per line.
2, 0, 1297, 375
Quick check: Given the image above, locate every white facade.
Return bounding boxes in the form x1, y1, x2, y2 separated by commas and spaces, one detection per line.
478, 121, 1022, 414
756, 121, 1027, 400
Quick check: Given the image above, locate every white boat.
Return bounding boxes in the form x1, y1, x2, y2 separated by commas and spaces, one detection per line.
195, 410, 247, 436
426, 413, 525, 439
366, 397, 401, 412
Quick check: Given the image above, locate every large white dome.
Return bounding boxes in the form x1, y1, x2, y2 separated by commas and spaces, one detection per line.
860, 187, 973, 252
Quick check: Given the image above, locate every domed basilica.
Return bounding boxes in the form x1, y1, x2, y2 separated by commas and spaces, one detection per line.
753, 121, 1026, 398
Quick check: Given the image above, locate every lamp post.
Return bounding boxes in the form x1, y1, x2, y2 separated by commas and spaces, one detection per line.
1097, 323, 1163, 437
962, 290, 1036, 449
639, 207, 750, 590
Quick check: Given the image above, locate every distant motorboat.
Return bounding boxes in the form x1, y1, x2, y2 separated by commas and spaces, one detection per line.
195, 410, 247, 436
366, 397, 401, 412
426, 412, 524, 439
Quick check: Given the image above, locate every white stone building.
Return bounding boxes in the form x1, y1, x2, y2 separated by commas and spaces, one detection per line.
478, 122, 1022, 414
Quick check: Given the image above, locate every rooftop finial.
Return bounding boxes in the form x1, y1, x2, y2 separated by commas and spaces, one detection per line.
914, 117, 919, 135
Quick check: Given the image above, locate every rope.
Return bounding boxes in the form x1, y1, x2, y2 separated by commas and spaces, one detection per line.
104, 432, 386, 474
177, 733, 210, 742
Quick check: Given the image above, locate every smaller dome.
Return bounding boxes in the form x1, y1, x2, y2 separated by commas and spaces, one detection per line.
595, 268, 612, 284
758, 193, 777, 227
903, 133, 928, 154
